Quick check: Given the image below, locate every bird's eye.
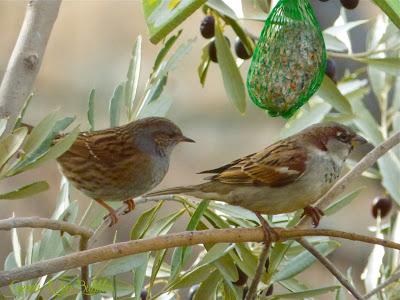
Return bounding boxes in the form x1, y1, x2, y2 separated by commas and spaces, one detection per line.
337, 132, 350, 143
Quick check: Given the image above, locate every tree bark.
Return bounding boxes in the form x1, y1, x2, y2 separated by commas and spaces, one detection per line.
1, 227, 400, 287
0, 0, 62, 132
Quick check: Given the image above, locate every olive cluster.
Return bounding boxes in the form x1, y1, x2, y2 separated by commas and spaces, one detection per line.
325, 59, 336, 82
200, 15, 254, 63
319, 0, 359, 9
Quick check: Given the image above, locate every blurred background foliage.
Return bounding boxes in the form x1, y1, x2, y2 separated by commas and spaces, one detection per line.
0, 0, 399, 299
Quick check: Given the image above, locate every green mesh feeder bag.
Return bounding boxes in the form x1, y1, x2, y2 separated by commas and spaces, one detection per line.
247, 0, 327, 118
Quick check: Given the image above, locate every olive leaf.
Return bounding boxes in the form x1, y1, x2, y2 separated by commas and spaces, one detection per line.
125, 35, 142, 121
0, 127, 28, 169
109, 84, 124, 128
372, 0, 400, 29
170, 200, 209, 281
214, 18, 246, 113
0, 181, 49, 200
87, 88, 95, 131
142, 0, 206, 44
273, 241, 340, 282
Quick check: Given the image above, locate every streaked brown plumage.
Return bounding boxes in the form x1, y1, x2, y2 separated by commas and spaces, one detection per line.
54, 117, 194, 225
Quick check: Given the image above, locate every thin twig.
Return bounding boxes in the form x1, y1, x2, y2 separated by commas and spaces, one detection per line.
245, 213, 273, 300
0, 0, 62, 133
245, 245, 269, 300
364, 271, 400, 299
0, 216, 93, 238
79, 237, 90, 300
1, 227, 400, 287
298, 131, 400, 228
296, 238, 364, 300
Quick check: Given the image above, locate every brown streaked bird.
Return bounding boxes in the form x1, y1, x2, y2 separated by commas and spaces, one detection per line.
147, 122, 367, 238
54, 117, 194, 225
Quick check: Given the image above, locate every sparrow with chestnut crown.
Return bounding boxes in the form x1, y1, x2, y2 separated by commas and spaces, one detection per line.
147, 122, 367, 238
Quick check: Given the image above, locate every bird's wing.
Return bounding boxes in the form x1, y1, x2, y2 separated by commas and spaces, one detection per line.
58, 127, 134, 166
203, 140, 307, 187
198, 153, 254, 174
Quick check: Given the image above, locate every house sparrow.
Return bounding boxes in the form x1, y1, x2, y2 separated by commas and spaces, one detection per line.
55, 117, 194, 225
147, 122, 367, 231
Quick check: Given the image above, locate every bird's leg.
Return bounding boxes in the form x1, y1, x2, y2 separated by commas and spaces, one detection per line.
95, 199, 118, 227
122, 199, 136, 215
255, 212, 279, 244
302, 206, 325, 227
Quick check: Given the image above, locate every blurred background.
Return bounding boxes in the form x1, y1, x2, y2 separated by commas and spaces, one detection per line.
0, 0, 386, 298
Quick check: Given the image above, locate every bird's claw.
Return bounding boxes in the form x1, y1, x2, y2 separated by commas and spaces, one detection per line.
259, 225, 280, 245
96, 199, 119, 227
302, 206, 325, 227
103, 212, 119, 227
255, 213, 279, 245
101, 199, 135, 226
122, 199, 135, 215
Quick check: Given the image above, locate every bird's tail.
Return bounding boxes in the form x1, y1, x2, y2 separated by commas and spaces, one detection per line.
146, 185, 198, 197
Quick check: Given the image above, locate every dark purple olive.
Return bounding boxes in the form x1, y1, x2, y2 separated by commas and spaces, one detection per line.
264, 257, 270, 272
200, 16, 215, 39
318, 0, 330, 2
208, 36, 230, 63
234, 38, 253, 60
209, 41, 218, 63
340, 0, 359, 9
233, 267, 248, 286
140, 290, 147, 300
325, 59, 336, 81
266, 284, 274, 296
372, 196, 393, 218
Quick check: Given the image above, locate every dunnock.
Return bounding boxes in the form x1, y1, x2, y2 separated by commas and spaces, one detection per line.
56, 117, 194, 225
147, 122, 367, 238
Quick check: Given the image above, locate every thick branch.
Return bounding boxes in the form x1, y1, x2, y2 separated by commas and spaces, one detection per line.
0, 0, 62, 132
1, 227, 400, 287
0, 217, 93, 238
298, 131, 400, 228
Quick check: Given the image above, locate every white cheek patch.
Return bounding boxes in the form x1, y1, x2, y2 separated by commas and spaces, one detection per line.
312, 147, 327, 157
275, 167, 300, 175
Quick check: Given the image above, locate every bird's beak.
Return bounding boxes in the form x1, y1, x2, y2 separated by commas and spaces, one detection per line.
180, 135, 195, 143
351, 134, 368, 147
